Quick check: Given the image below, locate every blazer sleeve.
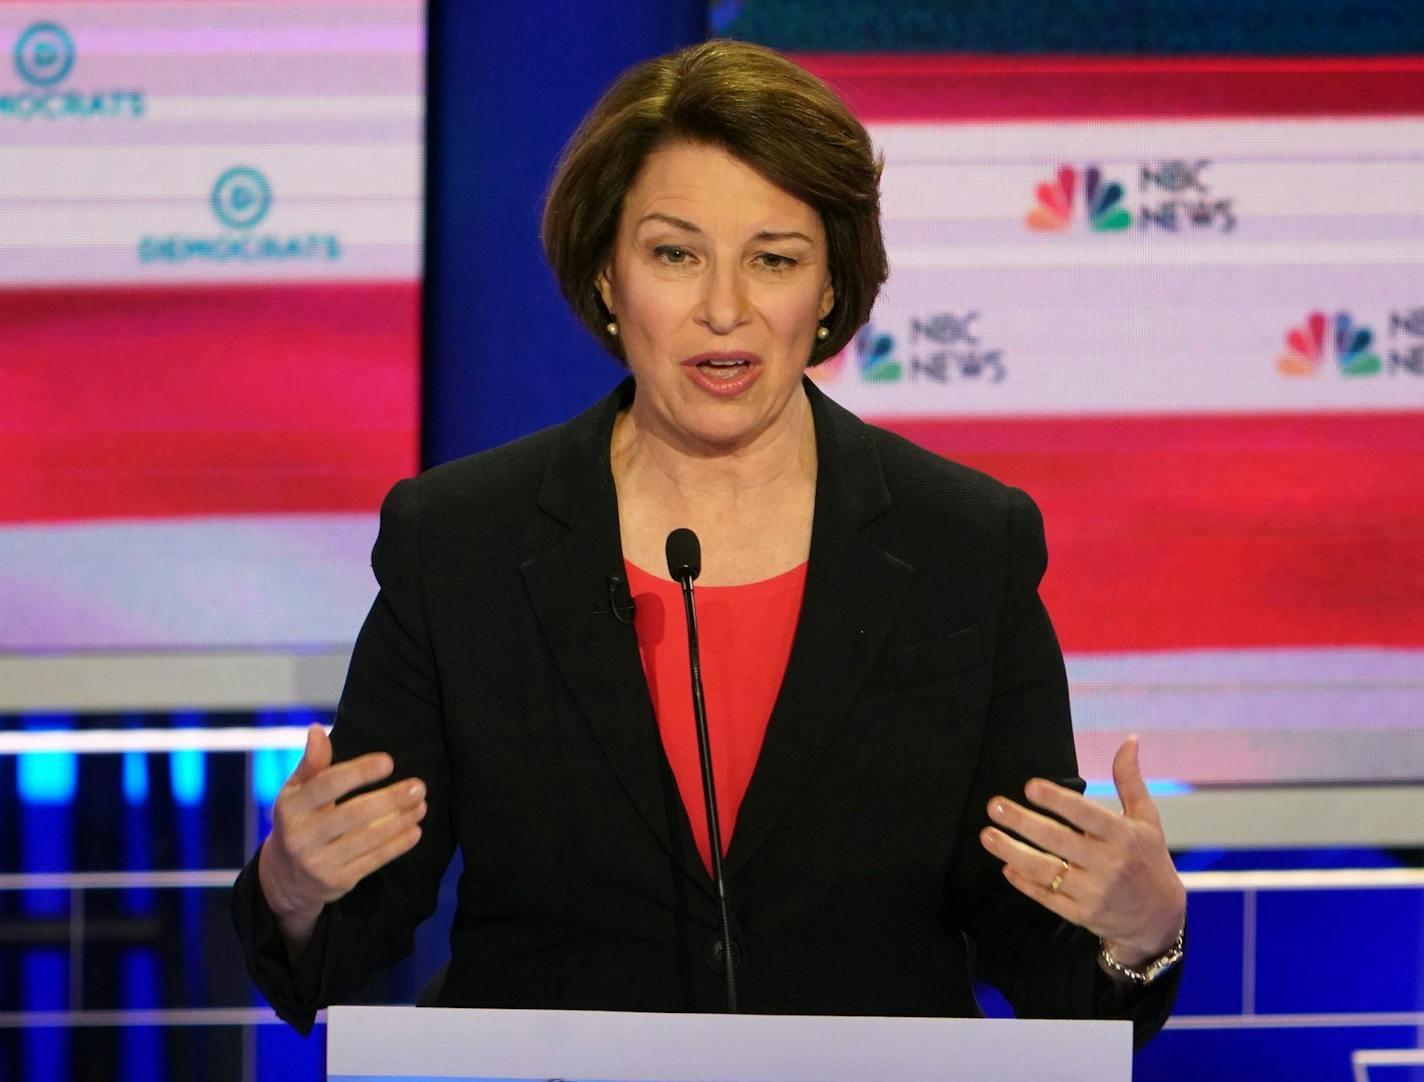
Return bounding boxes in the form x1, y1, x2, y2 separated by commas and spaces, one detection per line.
944, 487, 1180, 1048
231, 477, 456, 1034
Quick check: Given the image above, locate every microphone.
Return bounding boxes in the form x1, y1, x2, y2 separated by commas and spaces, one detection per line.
666, 527, 701, 581
605, 574, 636, 624
665, 528, 738, 1013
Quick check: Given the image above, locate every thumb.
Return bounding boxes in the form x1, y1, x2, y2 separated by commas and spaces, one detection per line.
291, 723, 332, 784
1112, 735, 1159, 824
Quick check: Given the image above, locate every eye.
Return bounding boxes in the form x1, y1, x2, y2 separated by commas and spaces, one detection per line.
653, 244, 693, 265
755, 252, 797, 271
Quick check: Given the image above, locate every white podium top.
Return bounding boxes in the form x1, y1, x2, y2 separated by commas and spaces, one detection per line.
327, 1006, 1131, 1082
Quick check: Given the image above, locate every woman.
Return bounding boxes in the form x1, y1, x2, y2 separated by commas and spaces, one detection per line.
234, 40, 1185, 1044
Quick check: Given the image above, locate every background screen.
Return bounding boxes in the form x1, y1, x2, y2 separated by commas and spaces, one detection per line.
719, 2, 1424, 786
0, 1, 424, 653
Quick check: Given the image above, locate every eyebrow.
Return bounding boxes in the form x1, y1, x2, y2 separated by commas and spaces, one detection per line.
635, 213, 814, 245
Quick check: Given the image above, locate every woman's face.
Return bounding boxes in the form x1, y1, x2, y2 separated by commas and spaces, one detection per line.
598, 141, 834, 453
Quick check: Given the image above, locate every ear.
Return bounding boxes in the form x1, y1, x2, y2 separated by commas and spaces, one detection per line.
818, 278, 835, 322
596, 263, 616, 317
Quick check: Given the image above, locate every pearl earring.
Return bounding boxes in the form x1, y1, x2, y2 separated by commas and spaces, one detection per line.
816, 324, 830, 341
606, 320, 619, 337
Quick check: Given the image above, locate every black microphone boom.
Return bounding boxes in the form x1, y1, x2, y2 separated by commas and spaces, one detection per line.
665, 527, 738, 1013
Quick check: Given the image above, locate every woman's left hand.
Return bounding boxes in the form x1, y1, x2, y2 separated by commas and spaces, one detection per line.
979, 735, 1186, 967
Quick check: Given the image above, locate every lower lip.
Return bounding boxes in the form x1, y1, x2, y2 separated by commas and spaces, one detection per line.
684, 361, 761, 397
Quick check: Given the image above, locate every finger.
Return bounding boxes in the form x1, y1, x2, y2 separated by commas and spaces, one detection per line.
1112, 735, 1161, 825
312, 778, 426, 846
1001, 864, 1083, 926
324, 799, 427, 870
1022, 777, 1125, 841
979, 826, 1076, 896
293, 751, 396, 811
339, 823, 424, 887
986, 796, 1092, 868
291, 724, 332, 784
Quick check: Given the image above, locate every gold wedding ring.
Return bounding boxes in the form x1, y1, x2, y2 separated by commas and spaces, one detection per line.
1048, 858, 1070, 895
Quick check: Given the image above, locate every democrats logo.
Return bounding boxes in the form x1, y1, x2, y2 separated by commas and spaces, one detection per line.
211, 168, 272, 229
1027, 160, 1236, 235
3, 22, 144, 119
856, 313, 1006, 385
15, 22, 73, 86
139, 167, 343, 264
1276, 308, 1424, 379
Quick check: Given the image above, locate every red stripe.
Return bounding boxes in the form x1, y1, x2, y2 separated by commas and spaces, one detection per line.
793, 53, 1424, 121
878, 412, 1424, 652
0, 282, 419, 524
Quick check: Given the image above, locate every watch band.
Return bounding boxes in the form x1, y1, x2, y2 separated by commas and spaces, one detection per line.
1099, 919, 1185, 985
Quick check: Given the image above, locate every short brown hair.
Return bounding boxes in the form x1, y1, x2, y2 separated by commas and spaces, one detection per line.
542, 39, 887, 366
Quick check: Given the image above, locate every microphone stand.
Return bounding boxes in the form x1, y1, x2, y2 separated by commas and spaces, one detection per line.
666, 528, 738, 1013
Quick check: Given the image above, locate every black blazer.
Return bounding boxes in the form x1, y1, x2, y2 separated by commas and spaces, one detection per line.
233, 377, 1179, 1041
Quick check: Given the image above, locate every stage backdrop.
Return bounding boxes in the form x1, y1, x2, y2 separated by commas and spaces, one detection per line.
718, 1, 1424, 786
0, 1, 424, 653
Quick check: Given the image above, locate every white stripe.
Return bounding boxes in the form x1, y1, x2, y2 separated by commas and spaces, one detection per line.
0, 725, 320, 755
2, 146, 423, 199
3, 203, 423, 246
145, 95, 424, 122
0, 515, 377, 654
821, 264, 1424, 416
1067, 650, 1424, 734
2, 863, 1415, 893
1353, 1050, 1424, 1066
0, 869, 241, 890
1166, 1013, 1424, 1031
1180, 869, 1424, 892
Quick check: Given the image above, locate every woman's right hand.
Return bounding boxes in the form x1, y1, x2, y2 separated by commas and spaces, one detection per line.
257, 723, 427, 959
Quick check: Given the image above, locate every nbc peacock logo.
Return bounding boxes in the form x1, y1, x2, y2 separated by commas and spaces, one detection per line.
1332, 313, 1382, 376
1276, 311, 1381, 378
1276, 311, 1326, 376
855, 325, 902, 383
1026, 165, 1131, 233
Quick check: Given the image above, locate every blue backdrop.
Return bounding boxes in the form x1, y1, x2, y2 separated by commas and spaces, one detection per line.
422, 0, 707, 466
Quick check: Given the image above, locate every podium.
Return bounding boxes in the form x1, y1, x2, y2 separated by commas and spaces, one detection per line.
327, 1005, 1131, 1082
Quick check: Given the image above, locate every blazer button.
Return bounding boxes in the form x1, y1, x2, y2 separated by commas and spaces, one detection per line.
703, 936, 742, 974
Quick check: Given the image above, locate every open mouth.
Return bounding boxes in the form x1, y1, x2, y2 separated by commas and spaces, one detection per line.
697, 357, 752, 378
682, 352, 762, 394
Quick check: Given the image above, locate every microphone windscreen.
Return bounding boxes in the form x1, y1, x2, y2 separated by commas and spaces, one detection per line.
665, 528, 701, 582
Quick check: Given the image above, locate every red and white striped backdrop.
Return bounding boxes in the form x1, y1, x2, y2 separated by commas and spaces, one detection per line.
0, 2, 423, 652
800, 55, 1424, 784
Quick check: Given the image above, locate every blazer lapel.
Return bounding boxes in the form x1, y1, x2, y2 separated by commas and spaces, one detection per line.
724, 380, 914, 880
519, 380, 714, 894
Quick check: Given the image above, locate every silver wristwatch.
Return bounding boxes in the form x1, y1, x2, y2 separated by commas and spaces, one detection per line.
1098, 920, 1185, 985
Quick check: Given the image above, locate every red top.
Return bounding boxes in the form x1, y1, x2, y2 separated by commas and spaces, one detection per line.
625, 559, 808, 875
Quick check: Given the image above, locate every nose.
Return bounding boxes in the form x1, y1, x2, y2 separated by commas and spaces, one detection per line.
695, 261, 750, 335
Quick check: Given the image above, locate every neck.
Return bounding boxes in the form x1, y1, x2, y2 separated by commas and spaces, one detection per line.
610, 386, 816, 507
